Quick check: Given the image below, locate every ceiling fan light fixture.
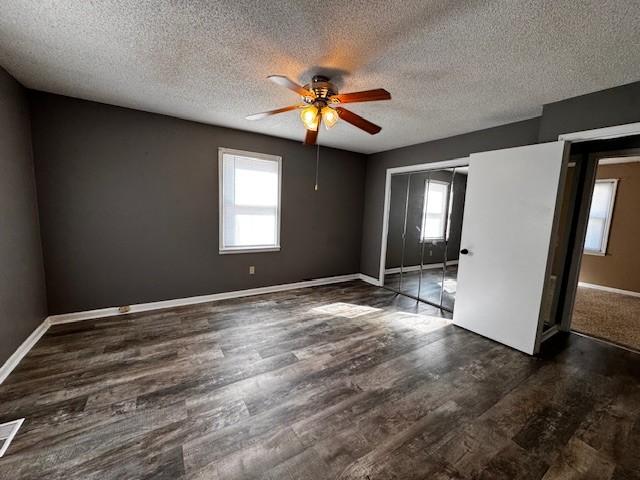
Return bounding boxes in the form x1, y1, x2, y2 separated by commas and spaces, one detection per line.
308, 115, 320, 131
322, 106, 339, 128
300, 105, 319, 130
247, 75, 390, 145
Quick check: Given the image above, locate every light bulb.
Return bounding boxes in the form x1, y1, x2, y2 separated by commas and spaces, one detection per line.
322, 107, 339, 128
300, 106, 319, 130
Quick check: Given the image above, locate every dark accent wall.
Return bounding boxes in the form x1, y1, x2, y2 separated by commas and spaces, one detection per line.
0, 68, 47, 365
29, 92, 366, 314
360, 118, 541, 278
539, 81, 640, 142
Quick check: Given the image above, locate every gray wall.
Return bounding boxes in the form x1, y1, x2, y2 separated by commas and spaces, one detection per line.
29, 92, 366, 314
0, 68, 47, 365
16, 78, 640, 318
385, 170, 466, 269
539, 81, 640, 142
360, 118, 541, 278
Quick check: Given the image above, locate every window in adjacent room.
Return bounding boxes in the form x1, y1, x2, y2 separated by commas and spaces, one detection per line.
584, 179, 617, 255
219, 148, 281, 253
420, 179, 449, 241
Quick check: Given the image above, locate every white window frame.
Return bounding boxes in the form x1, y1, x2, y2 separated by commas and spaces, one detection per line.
218, 147, 282, 254
420, 179, 449, 242
584, 178, 618, 256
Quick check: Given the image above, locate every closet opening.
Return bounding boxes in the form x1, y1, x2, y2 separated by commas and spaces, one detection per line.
380, 160, 469, 312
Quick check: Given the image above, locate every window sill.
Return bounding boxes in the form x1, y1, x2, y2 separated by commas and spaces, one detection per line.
219, 247, 281, 255
584, 250, 606, 256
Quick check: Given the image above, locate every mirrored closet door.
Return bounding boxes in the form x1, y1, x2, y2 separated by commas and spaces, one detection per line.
383, 173, 411, 294
384, 166, 468, 312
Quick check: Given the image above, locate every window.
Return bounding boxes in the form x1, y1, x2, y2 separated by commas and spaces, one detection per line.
219, 148, 281, 253
420, 179, 449, 241
584, 179, 617, 255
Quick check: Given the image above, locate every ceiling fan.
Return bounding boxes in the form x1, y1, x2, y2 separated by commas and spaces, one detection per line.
246, 75, 391, 145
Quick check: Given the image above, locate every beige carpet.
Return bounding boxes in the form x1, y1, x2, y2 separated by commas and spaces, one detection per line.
571, 286, 640, 351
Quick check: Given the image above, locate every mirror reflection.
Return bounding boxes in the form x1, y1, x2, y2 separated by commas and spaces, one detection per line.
384, 166, 468, 312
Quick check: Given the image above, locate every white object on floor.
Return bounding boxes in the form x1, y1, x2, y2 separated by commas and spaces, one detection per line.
0, 418, 24, 457
439, 279, 457, 294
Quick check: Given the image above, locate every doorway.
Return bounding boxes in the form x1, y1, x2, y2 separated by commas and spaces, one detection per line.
550, 131, 640, 352
564, 145, 640, 350
376, 127, 637, 356
380, 160, 468, 312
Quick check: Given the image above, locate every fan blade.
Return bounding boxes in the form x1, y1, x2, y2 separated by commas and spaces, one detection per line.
246, 105, 300, 120
335, 107, 382, 134
268, 75, 315, 98
304, 113, 322, 145
331, 88, 391, 104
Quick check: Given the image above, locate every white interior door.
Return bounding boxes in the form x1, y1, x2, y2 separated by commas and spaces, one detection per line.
453, 141, 568, 354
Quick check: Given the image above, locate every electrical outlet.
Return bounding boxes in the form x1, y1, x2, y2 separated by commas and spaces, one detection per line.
249, 266, 255, 275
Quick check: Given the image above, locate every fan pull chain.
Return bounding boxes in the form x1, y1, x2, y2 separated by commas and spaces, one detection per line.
314, 143, 320, 191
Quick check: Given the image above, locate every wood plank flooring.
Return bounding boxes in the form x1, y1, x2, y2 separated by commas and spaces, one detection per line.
0, 281, 639, 479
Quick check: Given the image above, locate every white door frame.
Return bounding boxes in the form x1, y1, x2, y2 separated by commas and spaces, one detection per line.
556, 121, 640, 334
558, 122, 640, 143
378, 157, 470, 286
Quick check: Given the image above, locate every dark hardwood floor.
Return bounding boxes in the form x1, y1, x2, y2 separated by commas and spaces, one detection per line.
0, 281, 639, 479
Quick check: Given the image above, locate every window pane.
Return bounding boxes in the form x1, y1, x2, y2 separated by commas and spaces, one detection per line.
584, 180, 616, 254
421, 180, 448, 240
426, 183, 446, 214
234, 214, 276, 246
234, 158, 278, 207
424, 216, 444, 239
584, 217, 605, 252
590, 182, 612, 219
221, 152, 280, 250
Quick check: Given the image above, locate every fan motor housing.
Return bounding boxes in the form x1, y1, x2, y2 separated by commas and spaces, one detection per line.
303, 75, 338, 106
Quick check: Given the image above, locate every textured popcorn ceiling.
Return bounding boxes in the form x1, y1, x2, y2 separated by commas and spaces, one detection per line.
1, 1, 640, 154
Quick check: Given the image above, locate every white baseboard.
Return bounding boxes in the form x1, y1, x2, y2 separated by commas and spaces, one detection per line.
0, 317, 50, 384
578, 282, 640, 298
358, 273, 382, 287
385, 260, 458, 275
48, 274, 362, 325
1, 273, 376, 384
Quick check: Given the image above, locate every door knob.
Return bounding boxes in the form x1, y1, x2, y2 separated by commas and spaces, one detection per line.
460, 248, 469, 255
